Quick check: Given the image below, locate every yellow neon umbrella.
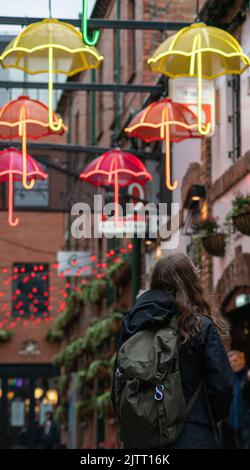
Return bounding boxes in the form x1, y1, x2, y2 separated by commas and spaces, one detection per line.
148, 23, 250, 135
0, 19, 104, 131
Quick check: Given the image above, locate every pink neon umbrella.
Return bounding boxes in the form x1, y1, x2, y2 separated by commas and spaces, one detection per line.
0, 96, 66, 189
80, 149, 152, 223
125, 98, 201, 190
0, 148, 48, 227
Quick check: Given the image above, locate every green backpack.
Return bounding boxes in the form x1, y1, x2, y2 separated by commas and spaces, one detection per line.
114, 315, 202, 449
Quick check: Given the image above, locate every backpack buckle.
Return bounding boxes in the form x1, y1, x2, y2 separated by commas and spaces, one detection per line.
154, 385, 164, 401
115, 368, 123, 378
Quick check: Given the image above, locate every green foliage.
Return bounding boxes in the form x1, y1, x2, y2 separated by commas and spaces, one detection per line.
54, 403, 67, 424
82, 279, 107, 305
57, 374, 68, 394
0, 330, 13, 342
46, 291, 83, 342
195, 216, 219, 237
95, 391, 111, 416
53, 312, 123, 368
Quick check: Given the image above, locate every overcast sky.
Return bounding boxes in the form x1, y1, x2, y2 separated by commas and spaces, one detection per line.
0, 0, 97, 34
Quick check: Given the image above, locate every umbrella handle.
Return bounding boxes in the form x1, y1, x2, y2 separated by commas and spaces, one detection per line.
165, 125, 178, 191
196, 36, 211, 136
8, 173, 19, 227
21, 122, 35, 190
114, 171, 120, 226
82, 0, 100, 46
48, 47, 63, 132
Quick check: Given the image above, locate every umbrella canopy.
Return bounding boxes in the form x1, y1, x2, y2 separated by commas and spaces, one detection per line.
148, 22, 250, 135
125, 98, 200, 190
80, 149, 152, 223
0, 96, 66, 189
0, 19, 103, 131
0, 148, 48, 227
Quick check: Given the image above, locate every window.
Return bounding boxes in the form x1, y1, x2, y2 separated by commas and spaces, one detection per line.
228, 75, 241, 161
12, 263, 49, 318
14, 163, 49, 208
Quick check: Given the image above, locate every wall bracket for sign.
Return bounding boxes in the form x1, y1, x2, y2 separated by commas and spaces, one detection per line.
82, 0, 100, 46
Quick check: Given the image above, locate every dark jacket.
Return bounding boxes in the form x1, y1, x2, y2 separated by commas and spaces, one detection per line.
112, 289, 233, 449
230, 367, 250, 430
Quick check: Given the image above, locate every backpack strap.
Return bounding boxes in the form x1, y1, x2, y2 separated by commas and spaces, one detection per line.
184, 381, 203, 418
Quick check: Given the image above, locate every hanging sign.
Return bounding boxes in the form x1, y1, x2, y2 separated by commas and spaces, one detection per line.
57, 251, 92, 277
169, 77, 216, 137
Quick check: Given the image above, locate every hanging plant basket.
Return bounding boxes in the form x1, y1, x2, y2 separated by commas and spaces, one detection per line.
202, 233, 226, 257
232, 211, 250, 236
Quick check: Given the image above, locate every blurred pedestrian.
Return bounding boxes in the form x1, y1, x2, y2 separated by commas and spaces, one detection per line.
228, 350, 250, 449
40, 411, 59, 449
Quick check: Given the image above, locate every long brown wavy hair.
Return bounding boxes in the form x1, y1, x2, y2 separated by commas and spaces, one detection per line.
150, 253, 228, 343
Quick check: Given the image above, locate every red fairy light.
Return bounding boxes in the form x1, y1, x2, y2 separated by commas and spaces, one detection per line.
114, 257, 121, 263
39, 265, 44, 271
42, 275, 47, 281
49, 286, 54, 291
10, 322, 16, 329
101, 262, 107, 268
2, 268, 8, 274
0, 292, 4, 297
49, 296, 53, 302
0, 322, 3, 328
28, 293, 33, 299
65, 283, 70, 289
90, 255, 97, 262
105, 253, 110, 258
30, 272, 36, 278
13, 267, 18, 274
48, 306, 52, 311
52, 263, 58, 269
3, 319, 8, 324
110, 250, 115, 256
3, 280, 9, 285
20, 267, 25, 273
32, 287, 38, 293
5, 312, 11, 317
33, 265, 38, 272
44, 292, 49, 297
34, 299, 38, 305
120, 248, 126, 254
71, 259, 77, 266
16, 289, 21, 295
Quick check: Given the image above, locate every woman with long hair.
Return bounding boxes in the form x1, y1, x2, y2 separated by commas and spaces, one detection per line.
112, 253, 233, 449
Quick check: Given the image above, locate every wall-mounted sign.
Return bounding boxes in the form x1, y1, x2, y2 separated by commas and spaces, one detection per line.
169, 77, 216, 137
57, 251, 92, 277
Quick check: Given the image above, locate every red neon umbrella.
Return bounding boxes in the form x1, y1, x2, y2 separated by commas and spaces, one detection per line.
80, 149, 152, 224
0, 148, 48, 227
0, 96, 67, 189
125, 98, 200, 191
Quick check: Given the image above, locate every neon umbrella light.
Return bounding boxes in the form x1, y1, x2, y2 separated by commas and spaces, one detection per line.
148, 22, 250, 135
0, 148, 48, 227
0, 95, 67, 189
0, 19, 103, 131
125, 98, 200, 190
82, 0, 100, 46
80, 149, 152, 224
